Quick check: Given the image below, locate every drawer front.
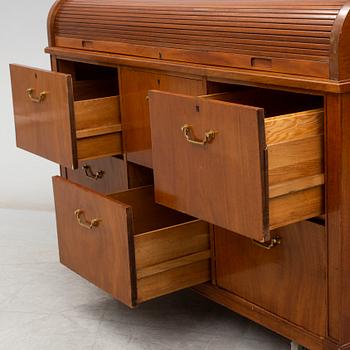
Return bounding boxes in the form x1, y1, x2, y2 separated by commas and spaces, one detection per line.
53, 176, 135, 306
10, 64, 123, 169
149, 90, 268, 242
65, 157, 128, 194
119, 68, 206, 168
149, 90, 324, 241
53, 177, 210, 307
215, 221, 327, 336
10, 64, 76, 167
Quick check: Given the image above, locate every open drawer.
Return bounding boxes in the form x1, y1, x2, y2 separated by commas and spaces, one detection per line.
10, 64, 122, 169
53, 176, 210, 307
149, 88, 324, 242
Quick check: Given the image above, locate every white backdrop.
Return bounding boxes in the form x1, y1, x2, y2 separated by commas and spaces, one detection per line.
0, 0, 59, 211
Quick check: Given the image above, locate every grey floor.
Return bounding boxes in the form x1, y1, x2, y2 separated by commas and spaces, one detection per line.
0, 208, 292, 350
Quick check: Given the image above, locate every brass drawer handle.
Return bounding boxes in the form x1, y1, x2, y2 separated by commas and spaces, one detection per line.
26, 88, 48, 103
181, 124, 217, 146
252, 236, 281, 250
74, 209, 101, 230
83, 165, 105, 180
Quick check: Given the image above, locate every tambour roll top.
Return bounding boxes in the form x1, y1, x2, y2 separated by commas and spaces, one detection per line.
49, 0, 350, 80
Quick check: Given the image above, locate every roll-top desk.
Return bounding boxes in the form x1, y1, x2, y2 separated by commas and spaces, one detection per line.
9, 1, 350, 349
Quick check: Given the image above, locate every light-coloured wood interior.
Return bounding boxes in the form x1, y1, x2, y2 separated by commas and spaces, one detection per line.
74, 96, 121, 134
206, 91, 324, 230
108, 186, 194, 234
74, 95, 123, 160
134, 219, 210, 303
108, 186, 211, 304
77, 133, 123, 161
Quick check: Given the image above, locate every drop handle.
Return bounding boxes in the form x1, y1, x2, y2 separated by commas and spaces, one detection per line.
181, 124, 217, 146
74, 209, 101, 230
26, 88, 48, 103
252, 236, 281, 250
83, 165, 105, 181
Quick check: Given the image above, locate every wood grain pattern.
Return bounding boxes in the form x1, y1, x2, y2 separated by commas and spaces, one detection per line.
53, 178, 210, 307
27, 1, 350, 347
49, 0, 350, 78
65, 156, 129, 194
149, 89, 324, 239
325, 92, 350, 348
265, 108, 324, 144
134, 220, 209, 269
194, 283, 325, 350
45, 46, 350, 94
108, 186, 194, 235
10, 64, 77, 168
76, 124, 122, 139
215, 221, 327, 337
149, 90, 268, 241
269, 186, 324, 229
269, 174, 324, 198
76, 132, 123, 161
74, 95, 120, 131
10, 64, 124, 168
54, 36, 329, 79
53, 176, 135, 306
136, 250, 211, 279
137, 260, 210, 303
119, 67, 206, 168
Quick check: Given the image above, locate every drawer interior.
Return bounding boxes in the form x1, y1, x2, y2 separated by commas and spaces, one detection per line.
204, 87, 325, 229
54, 177, 210, 307
149, 87, 324, 241
108, 187, 211, 304
58, 60, 122, 161
108, 187, 194, 234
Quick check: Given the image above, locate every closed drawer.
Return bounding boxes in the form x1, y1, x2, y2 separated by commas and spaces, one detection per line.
64, 157, 154, 195
53, 176, 210, 307
10, 64, 122, 169
214, 221, 327, 336
149, 89, 324, 242
64, 157, 128, 195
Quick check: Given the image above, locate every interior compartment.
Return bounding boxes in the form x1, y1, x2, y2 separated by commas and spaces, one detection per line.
57, 60, 122, 161
207, 86, 325, 229
149, 86, 324, 240
206, 83, 323, 116
108, 186, 194, 235
53, 177, 210, 306
110, 186, 210, 304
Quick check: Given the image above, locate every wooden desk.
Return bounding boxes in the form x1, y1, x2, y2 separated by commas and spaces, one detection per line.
9, 1, 350, 349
